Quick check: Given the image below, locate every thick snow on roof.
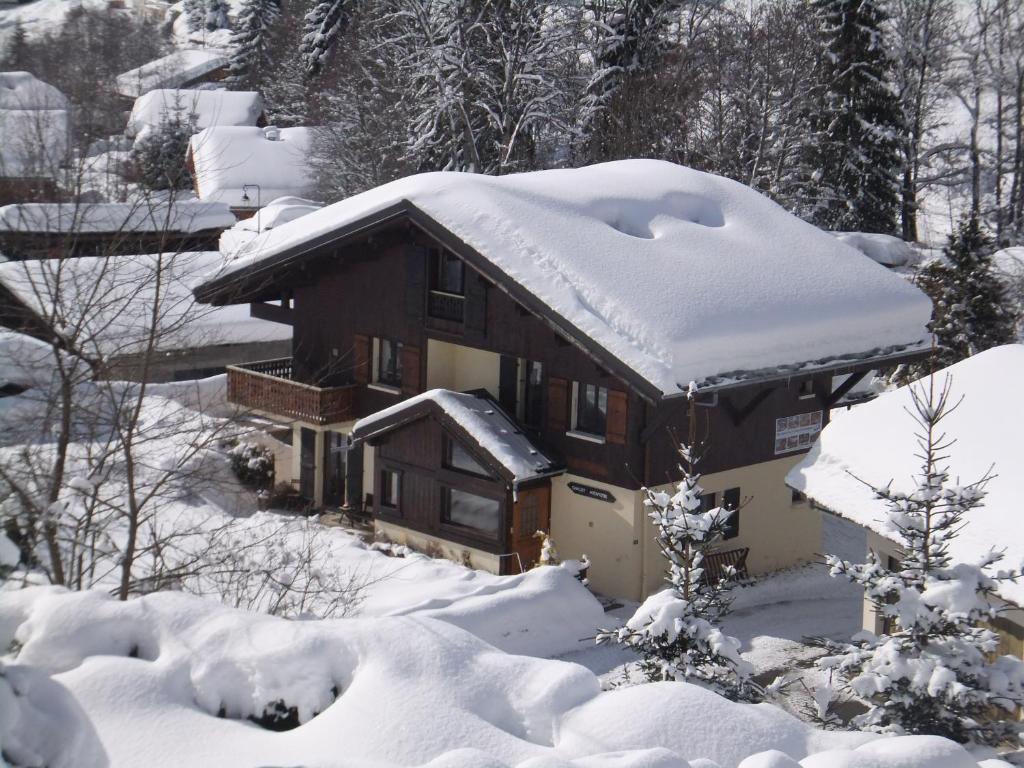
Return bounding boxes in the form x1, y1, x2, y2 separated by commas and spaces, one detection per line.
219, 161, 932, 395
116, 49, 228, 99
0, 71, 68, 110
352, 388, 561, 483
0, 73, 68, 178
219, 196, 322, 256
0, 251, 291, 356
127, 89, 263, 140
189, 126, 315, 208
0, 200, 235, 234
832, 231, 916, 267
787, 345, 1024, 607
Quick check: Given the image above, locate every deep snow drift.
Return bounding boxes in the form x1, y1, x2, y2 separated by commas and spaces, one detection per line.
1, 586, 1009, 768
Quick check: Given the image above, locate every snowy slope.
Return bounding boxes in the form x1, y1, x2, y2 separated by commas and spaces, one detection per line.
787, 344, 1024, 606
213, 161, 932, 395
1, 586, 1003, 768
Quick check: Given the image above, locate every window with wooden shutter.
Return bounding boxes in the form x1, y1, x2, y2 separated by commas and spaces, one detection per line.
605, 389, 628, 444
401, 344, 421, 395
353, 334, 370, 384
547, 377, 568, 432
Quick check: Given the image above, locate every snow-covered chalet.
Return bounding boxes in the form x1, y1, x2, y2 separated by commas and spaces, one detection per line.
194, 160, 933, 601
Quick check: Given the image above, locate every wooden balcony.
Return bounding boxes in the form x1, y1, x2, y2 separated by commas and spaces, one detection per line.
226, 358, 357, 425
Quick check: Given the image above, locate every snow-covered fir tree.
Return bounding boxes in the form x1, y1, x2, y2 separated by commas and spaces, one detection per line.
206, 0, 232, 31
183, 0, 206, 32
228, 0, 282, 87
915, 214, 1017, 369
130, 116, 193, 191
810, 0, 903, 234
300, 0, 349, 75
814, 376, 1024, 745
599, 399, 757, 701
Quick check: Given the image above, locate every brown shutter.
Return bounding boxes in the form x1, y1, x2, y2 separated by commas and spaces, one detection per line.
401, 344, 421, 395
547, 377, 568, 432
606, 389, 628, 445
353, 334, 370, 384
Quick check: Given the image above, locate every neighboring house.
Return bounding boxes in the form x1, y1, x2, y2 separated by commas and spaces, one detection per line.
192, 160, 932, 600
831, 231, 918, 269
0, 72, 70, 204
786, 344, 1024, 658
116, 49, 229, 101
187, 126, 316, 219
127, 89, 264, 142
0, 200, 235, 259
0, 250, 291, 382
219, 197, 323, 257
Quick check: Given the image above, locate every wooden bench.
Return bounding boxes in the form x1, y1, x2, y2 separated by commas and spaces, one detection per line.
702, 547, 750, 584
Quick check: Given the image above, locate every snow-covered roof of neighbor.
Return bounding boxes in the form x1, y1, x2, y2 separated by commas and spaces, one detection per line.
787, 344, 1024, 607
127, 89, 263, 140
203, 160, 932, 396
0, 71, 68, 110
0, 330, 66, 390
0, 73, 69, 179
352, 388, 562, 484
832, 231, 917, 268
116, 49, 228, 99
219, 196, 322, 256
0, 251, 291, 356
188, 126, 316, 209
0, 200, 235, 234
993, 246, 1024, 282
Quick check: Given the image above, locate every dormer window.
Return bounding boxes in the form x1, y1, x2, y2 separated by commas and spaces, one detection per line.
428, 248, 465, 321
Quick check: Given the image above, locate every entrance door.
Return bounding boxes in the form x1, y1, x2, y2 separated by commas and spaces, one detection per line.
299, 428, 316, 501
510, 483, 551, 571
323, 432, 347, 508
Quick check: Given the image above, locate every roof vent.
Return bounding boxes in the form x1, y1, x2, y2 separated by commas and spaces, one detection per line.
263, 126, 281, 141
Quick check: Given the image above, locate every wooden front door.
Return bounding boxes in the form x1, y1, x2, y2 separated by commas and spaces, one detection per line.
510, 483, 551, 572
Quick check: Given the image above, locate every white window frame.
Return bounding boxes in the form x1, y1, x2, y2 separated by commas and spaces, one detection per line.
567, 381, 607, 444
369, 337, 402, 393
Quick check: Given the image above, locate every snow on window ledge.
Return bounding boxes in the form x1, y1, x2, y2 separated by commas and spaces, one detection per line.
368, 383, 402, 395
566, 430, 606, 445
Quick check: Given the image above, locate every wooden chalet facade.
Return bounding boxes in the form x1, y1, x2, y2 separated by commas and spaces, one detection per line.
195, 162, 932, 600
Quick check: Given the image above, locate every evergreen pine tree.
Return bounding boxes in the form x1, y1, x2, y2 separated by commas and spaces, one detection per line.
299, 0, 349, 76
183, 0, 206, 32
916, 215, 1018, 369
228, 0, 282, 87
0, 22, 30, 71
206, 0, 232, 31
813, 376, 1024, 745
130, 116, 194, 191
598, 398, 758, 701
810, 0, 903, 234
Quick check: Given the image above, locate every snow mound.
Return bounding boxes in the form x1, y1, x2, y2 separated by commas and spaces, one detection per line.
787, 344, 1024, 606
0, 587, 997, 768
0, 71, 68, 110
0, 330, 65, 390
831, 232, 916, 267
127, 89, 263, 140
210, 160, 932, 395
218, 196, 322, 256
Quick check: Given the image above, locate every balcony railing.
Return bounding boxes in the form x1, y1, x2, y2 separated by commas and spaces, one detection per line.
226, 358, 357, 425
427, 290, 465, 322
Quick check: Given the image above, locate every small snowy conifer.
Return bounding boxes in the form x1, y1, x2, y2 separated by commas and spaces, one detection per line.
916, 215, 1018, 370
814, 375, 1024, 745
599, 398, 757, 701
228, 0, 282, 86
183, 0, 206, 32
130, 116, 193, 191
206, 0, 232, 31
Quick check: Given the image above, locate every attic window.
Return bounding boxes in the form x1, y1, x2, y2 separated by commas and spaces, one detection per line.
443, 435, 489, 478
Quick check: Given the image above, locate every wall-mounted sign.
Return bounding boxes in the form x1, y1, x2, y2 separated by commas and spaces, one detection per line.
774, 410, 823, 455
568, 482, 616, 503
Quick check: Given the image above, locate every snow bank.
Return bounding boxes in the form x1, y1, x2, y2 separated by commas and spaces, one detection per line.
0, 73, 68, 178
0, 587, 998, 768
116, 49, 228, 99
127, 88, 263, 140
189, 125, 316, 208
0, 71, 68, 111
831, 232, 916, 268
0, 330, 65, 390
787, 344, 1024, 606
211, 160, 931, 395
0, 200, 235, 233
0, 251, 292, 357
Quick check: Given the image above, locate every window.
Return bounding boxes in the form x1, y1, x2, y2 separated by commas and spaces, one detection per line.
443, 436, 489, 477
380, 469, 400, 508
699, 492, 717, 513
721, 487, 741, 540
374, 338, 403, 388
442, 487, 501, 536
521, 360, 544, 427
430, 249, 465, 295
571, 382, 608, 437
